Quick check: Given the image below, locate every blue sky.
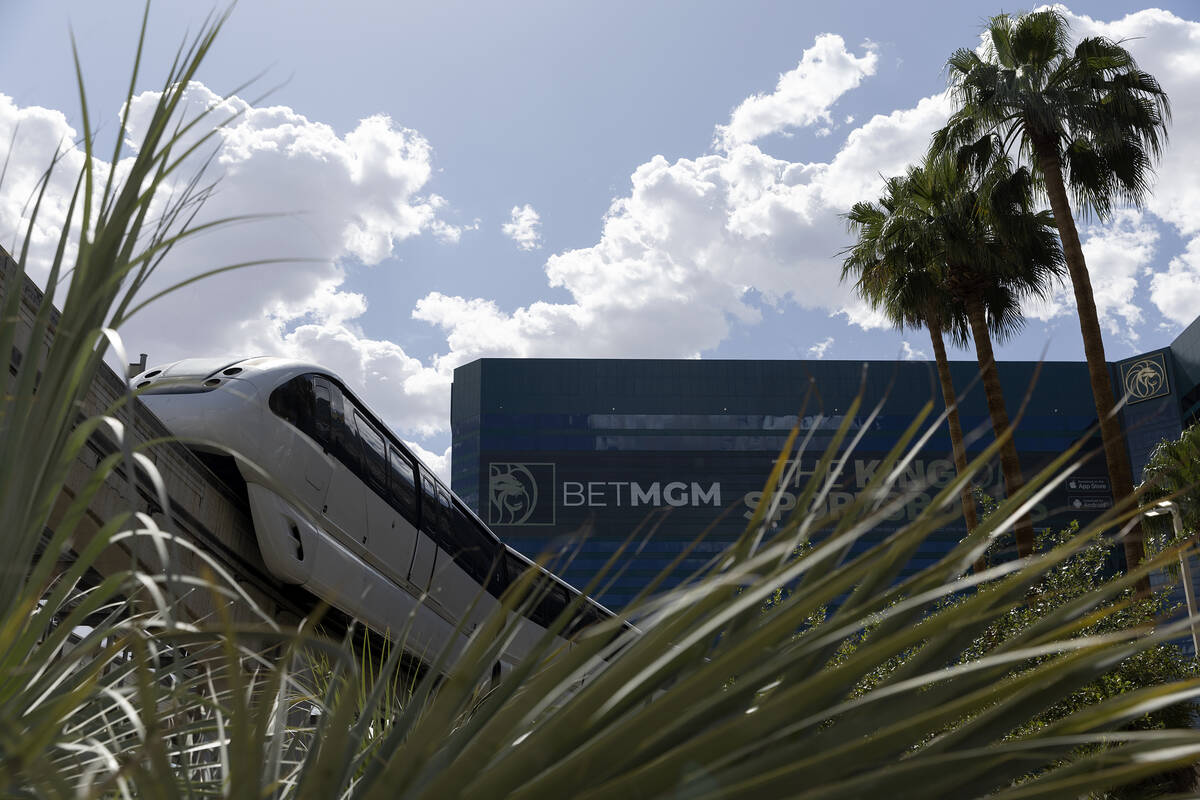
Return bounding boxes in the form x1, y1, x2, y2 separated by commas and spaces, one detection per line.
3, 2, 1199, 474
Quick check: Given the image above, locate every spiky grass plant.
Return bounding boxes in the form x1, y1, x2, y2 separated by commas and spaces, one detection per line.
5, 5, 1200, 798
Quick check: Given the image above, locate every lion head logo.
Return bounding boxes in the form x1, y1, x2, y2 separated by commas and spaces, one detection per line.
489, 464, 539, 525
1123, 358, 1166, 401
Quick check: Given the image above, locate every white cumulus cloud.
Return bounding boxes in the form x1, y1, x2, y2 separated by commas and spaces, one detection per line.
0, 83, 461, 439
1150, 238, 1200, 326
409, 65, 955, 385
1024, 209, 1157, 345
901, 341, 928, 360
402, 7, 1200, 394
502, 203, 542, 250
717, 34, 878, 148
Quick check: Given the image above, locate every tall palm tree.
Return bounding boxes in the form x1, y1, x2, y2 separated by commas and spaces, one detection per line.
895, 150, 1065, 557
937, 8, 1170, 586
842, 178, 981, 549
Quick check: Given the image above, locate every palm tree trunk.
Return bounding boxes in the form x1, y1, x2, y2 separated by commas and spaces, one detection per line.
964, 296, 1035, 557
928, 319, 984, 569
1036, 144, 1148, 596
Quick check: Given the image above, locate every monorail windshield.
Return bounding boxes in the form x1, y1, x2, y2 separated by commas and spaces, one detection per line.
268, 373, 606, 631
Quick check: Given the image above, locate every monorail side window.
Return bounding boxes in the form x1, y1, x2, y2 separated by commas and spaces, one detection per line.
446, 499, 497, 587
532, 582, 570, 629
388, 448, 417, 520
268, 375, 316, 438
436, 488, 453, 540
504, 554, 569, 627
328, 390, 360, 474
354, 411, 388, 491
312, 377, 333, 444
506, 553, 532, 592
579, 601, 608, 631
486, 549, 507, 595
565, 600, 608, 637
421, 475, 438, 533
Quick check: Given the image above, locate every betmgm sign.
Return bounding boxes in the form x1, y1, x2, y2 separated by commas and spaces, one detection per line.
485, 455, 999, 532
487, 461, 723, 527
1118, 352, 1170, 405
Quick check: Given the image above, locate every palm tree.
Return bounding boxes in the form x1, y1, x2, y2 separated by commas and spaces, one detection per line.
937, 8, 1170, 586
841, 178, 981, 550
895, 150, 1065, 557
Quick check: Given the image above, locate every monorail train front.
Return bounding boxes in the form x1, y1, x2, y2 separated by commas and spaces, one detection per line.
129, 356, 338, 587
129, 356, 271, 458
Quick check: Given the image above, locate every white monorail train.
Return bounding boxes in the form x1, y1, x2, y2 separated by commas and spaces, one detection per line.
131, 356, 611, 667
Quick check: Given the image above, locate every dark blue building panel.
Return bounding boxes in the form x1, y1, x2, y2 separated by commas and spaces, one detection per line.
452, 322, 1200, 609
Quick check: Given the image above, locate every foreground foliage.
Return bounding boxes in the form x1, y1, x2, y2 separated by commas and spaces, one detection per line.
970, 515, 1199, 799
4, 6, 1200, 799
1141, 422, 1200, 546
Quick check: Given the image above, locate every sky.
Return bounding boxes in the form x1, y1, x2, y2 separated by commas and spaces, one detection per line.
2, 1, 1199, 478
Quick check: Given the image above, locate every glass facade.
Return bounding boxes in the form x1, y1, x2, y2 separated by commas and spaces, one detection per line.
452, 330, 1200, 610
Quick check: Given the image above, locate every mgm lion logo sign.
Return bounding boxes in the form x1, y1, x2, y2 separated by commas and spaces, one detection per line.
1119, 353, 1169, 404
488, 463, 555, 525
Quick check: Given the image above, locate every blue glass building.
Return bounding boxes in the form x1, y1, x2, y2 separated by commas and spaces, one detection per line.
452, 320, 1199, 610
